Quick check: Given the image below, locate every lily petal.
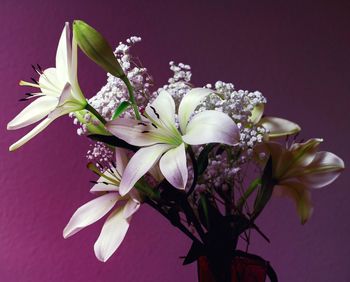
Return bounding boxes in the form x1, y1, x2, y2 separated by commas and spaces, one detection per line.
63, 192, 119, 238
106, 118, 159, 146
9, 117, 53, 151
90, 175, 119, 193
48, 83, 85, 120
56, 22, 71, 85
94, 207, 130, 262
7, 96, 57, 130
182, 110, 240, 146
274, 180, 313, 224
260, 117, 301, 138
115, 148, 129, 176
159, 143, 188, 190
178, 88, 213, 133
289, 138, 323, 168
119, 144, 172, 196
264, 142, 295, 179
38, 68, 65, 96
70, 24, 78, 88
296, 151, 345, 188
145, 90, 176, 130
250, 103, 265, 124
123, 197, 141, 219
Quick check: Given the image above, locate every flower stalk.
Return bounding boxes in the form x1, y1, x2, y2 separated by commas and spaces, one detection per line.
121, 75, 141, 120
85, 103, 107, 125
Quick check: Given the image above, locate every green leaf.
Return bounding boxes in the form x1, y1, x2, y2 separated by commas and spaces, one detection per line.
199, 194, 210, 229
236, 177, 262, 211
251, 157, 275, 221
112, 101, 131, 120
197, 143, 217, 175
73, 20, 124, 78
88, 134, 137, 151
183, 241, 205, 265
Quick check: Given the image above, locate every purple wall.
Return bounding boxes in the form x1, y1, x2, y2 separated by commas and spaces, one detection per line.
1, 1, 349, 281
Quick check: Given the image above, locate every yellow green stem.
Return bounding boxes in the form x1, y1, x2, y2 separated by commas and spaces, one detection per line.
121, 75, 141, 120
236, 178, 262, 211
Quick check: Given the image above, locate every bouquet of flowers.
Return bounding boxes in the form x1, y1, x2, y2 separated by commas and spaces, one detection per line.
7, 21, 344, 282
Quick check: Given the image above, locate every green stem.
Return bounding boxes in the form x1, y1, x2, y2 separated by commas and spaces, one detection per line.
121, 75, 141, 120
134, 179, 160, 200
85, 103, 107, 125
145, 198, 202, 245
236, 178, 262, 211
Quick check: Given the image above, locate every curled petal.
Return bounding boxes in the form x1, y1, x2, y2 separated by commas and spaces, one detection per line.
63, 193, 119, 238
56, 82, 84, 108
7, 96, 57, 130
159, 143, 188, 190
182, 110, 240, 146
289, 138, 323, 168
119, 144, 172, 196
274, 180, 313, 224
94, 207, 130, 262
296, 151, 345, 188
249, 103, 264, 124
9, 118, 53, 151
123, 197, 141, 219
106, 118, 159, 146
48, 83, 86, 121
260, 117, 301, 138
178, 88, 214, 133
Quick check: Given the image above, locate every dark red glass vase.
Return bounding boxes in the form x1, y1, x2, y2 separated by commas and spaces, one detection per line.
197, 256, 268, 282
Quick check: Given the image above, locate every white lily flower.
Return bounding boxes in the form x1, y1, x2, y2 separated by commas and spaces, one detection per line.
7, 22, 87, 151
106, 88, 240, 195
264, 139, 344, 223
250, 103, 301, 138
63, 148, 140, 262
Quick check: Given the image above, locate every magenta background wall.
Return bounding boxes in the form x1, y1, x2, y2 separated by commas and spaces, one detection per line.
1, 1, 349, 281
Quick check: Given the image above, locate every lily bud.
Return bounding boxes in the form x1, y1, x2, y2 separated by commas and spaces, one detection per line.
74, 110, 110, 136
73, 20, 125, 78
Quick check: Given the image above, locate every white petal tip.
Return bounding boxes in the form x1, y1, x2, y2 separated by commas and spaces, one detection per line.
118, 188, 128, 197
94, 250, 110, 263
62, 228, 72, 239
119, 182, 134, 197
9, 145, 17, 152
96, 255, 109, 263
94, 245, 112, 263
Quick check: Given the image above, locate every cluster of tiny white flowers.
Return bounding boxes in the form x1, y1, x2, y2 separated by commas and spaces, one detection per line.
153, 61, 192, 106
197, 151, 240, 192
86, 141, 114, 163
197, 81, 267, 151
87, 36, 154, 122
